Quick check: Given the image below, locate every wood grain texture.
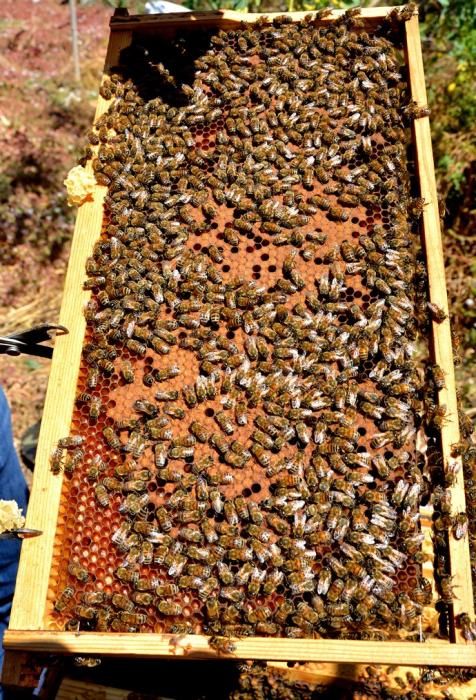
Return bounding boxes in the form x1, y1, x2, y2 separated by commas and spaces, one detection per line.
56, 678, 133, 700
4, 631, 476, 666
8, 31, 130, 633
405, 16, 475, 630
8, 197, 103, 629
109, 7, 406, 31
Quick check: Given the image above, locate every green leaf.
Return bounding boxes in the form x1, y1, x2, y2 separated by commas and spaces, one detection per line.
23, 358, 41, 372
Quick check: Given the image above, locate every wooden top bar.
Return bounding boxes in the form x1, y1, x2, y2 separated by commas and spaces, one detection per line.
109, 7, 409, 31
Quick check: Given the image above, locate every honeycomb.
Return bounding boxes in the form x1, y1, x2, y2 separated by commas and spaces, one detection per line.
46, 9, 450, 643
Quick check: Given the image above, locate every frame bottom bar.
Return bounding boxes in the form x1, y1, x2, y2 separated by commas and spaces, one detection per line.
4, 631, 476, 666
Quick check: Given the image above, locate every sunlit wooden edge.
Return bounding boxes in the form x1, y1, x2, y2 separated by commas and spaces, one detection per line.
4, 631, 476, 666
109, 7, 411, 30
404, 16, 475, 636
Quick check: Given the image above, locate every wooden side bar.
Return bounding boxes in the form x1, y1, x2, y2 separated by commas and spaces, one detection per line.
404, 15, 475, 632
8, 199, 102, 630
5, 631, 476, 666
8, 30, 131, 633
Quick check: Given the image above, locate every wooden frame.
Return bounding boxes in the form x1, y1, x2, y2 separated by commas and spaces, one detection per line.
5, 7, 475, 667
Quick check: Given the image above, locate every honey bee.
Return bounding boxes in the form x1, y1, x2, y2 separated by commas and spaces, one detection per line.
58, 435, 85, 449
67, 562, 89, 583
86, 366, 99, 389
102, 476, 122, 492
204, 596, 220, 621
94, 483, 110, 507
208, 636, 236, 654
103, 426, 121, 450
133, 399, 157, 417
126, 339, 147, 356
81, 591, 106, 606
74, 605, 97, 621
438, 576, 456, 604
164, 404, 185, 419
214, 410, 235, 436
130, 591, 153, 608
458, 613, 476, 642
156, 506, 172, 532
328, 206, 349, 222
198, 577, 219, 601
186, 421, 207, 443
157, 600, 182, 616
250, 443, 271, 468
449, 440, 466, 458
452, 512, 468, 540
154, 365, 180, 382
115, 566, 139, 586
119, 360, 134, 383
406, 196, 426, 220
89, 396, 102, 420
54, 585, 75, 612
427, 302, 448, 323
130, 575, 156, 593
315, 166, 330, 184
118, 611, 147, 627
97, 358, 114, 374
248, 501, 264, 525
62, 447, 84, 477
428, 404, 448, 431
169, 445, 194, 460
202, 519, 218, 544
50, 447, 63, 475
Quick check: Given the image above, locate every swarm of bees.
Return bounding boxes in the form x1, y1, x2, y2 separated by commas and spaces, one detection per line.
229, 661, 474, 700
50, 5, 474, 644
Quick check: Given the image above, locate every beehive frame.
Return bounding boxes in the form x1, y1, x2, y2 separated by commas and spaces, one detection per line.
5, 7, 475, 666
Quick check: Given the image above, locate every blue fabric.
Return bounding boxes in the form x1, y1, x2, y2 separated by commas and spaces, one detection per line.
0, 387, 29, 695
